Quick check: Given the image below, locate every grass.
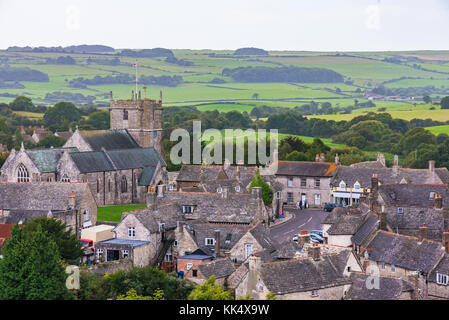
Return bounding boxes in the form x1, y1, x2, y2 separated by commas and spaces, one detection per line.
13, 111, 44, 119
425, 125, 449, 135
97, 204, 146, 222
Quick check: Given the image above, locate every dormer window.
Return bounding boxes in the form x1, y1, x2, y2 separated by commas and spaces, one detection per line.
339, 181, 346, 189
354, 182, 360, 190
235, 186, 240, 192
397, 207, 404, 214
183, 206, 194, 214
217, 187, 222, 193
205, 238, 215, 246
430, 192, 436, 200
437, 273, 449, 285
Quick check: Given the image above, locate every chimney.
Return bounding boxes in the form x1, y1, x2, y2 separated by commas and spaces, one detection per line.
20, 126, 25, 134
69, 127, 73, 133
178, 221, 184, 234
429, 160, 435, 173
297, 231, 310, 249
68, 191, 76, 209
157, 184, 165, 198
434, 193, 443, 210
214, 230, 221, 257
442, 230, 449, 253
392, 155, 399, 175
251, 187, 262, 200
41, 125, 44, 129
223, 159, 230, 170
419, 224, 428, 242
377, 154, 386, 167
308, 243, 321, 261
335, 153, 340, 165
315, 154, 320, 162
371, 174, 379, 194
320, 153, 325, 162
379, 209, 388, 230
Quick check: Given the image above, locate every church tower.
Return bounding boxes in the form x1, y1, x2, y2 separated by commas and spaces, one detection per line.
109, 92, 163, 155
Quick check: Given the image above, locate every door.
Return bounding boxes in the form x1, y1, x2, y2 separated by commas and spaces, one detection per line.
107, 249, 120, 262
314, 194, 321, 205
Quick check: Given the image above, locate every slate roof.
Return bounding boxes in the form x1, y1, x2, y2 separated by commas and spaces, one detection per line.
0, 182, 91, 211
327, 214, 365, 235
275, 161, 338, 177
259, 251, 351, 294
345, 273, 414, 300
152, 191, 266, 224
183, 221, 251, 251
198, 258, 236, 279
54, 131, 73, 140
350, 161, 386, 169
0, 209, 55, 224
100, 238, 150, 248
123, 203, 184, 232
429, 253, 449, 283
176, 165, 227, 182
249, 223, 277, 251
69, 147, 165, 174
80, 129, 140, 151
352, 215, 379, 246
365, 231, 444, 273
331, 166, 447, 188
379, 184, 449, 208
27, 148, 78, 173
271, 239, 298, 260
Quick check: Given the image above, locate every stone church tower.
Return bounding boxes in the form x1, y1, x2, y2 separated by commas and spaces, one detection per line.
109, 95, 163, 155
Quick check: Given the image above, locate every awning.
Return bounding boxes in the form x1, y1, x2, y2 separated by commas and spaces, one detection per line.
332, 192, 361, 199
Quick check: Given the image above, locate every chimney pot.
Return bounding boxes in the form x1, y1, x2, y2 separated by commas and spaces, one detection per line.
419, 224, 428, 242
214, 230, 221, 257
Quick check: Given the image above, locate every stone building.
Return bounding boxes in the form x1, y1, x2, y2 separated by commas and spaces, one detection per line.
274, 160, 338, 207
0, 182, 97, 235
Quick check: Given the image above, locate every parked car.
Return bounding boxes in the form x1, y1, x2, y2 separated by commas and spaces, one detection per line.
323, 203, 344, 212
310, 233, 324, 244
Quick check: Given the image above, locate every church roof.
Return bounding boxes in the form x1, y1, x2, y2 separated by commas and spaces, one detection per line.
80, 129, 140, 151
27, 148, 78, 173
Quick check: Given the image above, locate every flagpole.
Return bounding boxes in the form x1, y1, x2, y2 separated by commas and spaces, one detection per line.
135, 60, 138, 99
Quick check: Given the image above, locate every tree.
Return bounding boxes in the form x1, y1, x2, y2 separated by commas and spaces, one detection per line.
36, 135, 67, 148
441, 96, 449, 109
249, 169, 274, 206
0, 226, 71, 300
9, 95, 34, 111
85, 111, 110, 130
252, 93, 259, 100
395, 127, 436, 156
285, 151, 308, 161
114, 288, 165, 300
44, 101, 82, 127
187, 276, 233, 300
423, 95, 432, 104
22, 217, 83, 265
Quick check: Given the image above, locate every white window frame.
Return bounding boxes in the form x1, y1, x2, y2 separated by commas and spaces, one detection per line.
311, 290, 319, 297
205, 238, 215, 246
84, 209, 90, 222
437, 273, 449, 285
217, 187, 222, 193
245, 243, 253, 259
287, 177, 293, 187
174, 240, 178, 247
122, 250, 129, 258
183, 206, 194, 214
300, 178, 307, 187
128, 227, 136, 237
391, 264, 396, 273
97, 249, 104, 258
235, 186, 240, 192
315, 178, 320, 188
397, 207, 404, 214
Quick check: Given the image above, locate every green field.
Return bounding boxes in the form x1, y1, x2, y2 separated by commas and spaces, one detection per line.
97, 204, 146, 222
425, 125, 449, 135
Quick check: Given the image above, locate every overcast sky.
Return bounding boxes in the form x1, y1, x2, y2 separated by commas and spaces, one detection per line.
0, 0, 448, 51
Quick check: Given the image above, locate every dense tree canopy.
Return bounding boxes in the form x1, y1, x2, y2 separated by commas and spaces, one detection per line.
44, 101, 82, 126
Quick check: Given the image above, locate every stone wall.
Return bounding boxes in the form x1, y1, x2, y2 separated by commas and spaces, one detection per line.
63, 130, 93, 152
276, 176, 332, 207
87, 259, 133, 275
0, 149, 41, 182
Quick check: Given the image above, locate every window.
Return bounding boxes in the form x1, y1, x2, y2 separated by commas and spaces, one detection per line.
97, 249, 104, 259
17, 164, 30, 182
123, 110, 128, 120
430, 192, 436, 200
159, 223, 165, 232
301, 178, 307, 187
128, 227, 136, 237
245, 244, 253, 259
174, 240, 178, 247
354, 183, 360, 190
168, 184, 174, 191
276, 191, 282, 199
225, 234, 232, 244
192, 269, 198, 277
217, 187, 222, 193
66, 214, 71, 226
47, 176, 53, 182
397, 207, 404, 214
381, 262, 385, 270
391, 265, 396, 273
108, 179, 111, 192
122, 250, 129, 258
84, 209, 90, 222
437, 273, 449, 285
61, 174, 70, 182
153, 131, 157, 138
235, 186, 240, 192
121, 176, 128, 193
315, 179, 320, 188
311, 290, 319, 297
287, 192, 293, 203
186, 263, 193, 270
183, 206, 194, 214
164, 253, 172, 262
97, 180, 100, 194
347, 266, 351, 272
339, 182, 346, 189
314, 194, 321, 205
287, 177, 293, 187
205, 238, 215, 246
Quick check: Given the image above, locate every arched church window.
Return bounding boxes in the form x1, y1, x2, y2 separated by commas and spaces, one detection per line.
61, 174, 70, 182
123, 110, 128, 120
121, 176, 128, 193
17, 164, 30, 182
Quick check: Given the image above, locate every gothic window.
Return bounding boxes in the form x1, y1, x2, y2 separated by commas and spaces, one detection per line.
97, 180, 100, 194
17, 164, 30, 182
121, 176, 128, 193
123, 110, 128, 120
108, 179, 111, 192
61, 174, 70, 182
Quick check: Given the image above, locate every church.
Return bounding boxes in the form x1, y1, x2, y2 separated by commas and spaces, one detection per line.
0, 96, 168, 206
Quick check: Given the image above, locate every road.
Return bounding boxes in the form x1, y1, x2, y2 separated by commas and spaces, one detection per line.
270, 208, 329, 244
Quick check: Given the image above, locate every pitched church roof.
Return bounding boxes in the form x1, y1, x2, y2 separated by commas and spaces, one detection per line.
26, 147, 78, 173
79, 129, 140, 151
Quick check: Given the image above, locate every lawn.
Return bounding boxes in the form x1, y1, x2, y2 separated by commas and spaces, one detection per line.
97, 204, 146, 222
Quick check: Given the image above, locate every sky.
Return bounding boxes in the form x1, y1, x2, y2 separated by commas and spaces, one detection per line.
0, 0, 448, 51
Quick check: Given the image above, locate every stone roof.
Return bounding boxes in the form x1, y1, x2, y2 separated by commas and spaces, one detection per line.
198, 258, 236, 279
54, 131, 73, 140
27, 148, 78, 173
350, 161, 386, 169
184, 221, 251, 252
275, 161, 338, 177
0, 182, 91, 211
352, 215, 379, 246
150, 191, 266, 224
0, 209, 55, 224
176, 165, 226, 182
379, 184, 449, 208
259, 251, 351, 294
80, 129, 140, 151
271, 239, 298, 260
429, 253, 449, 283
327, 214, 365, 235
365, 231, 444, 273
123, 203, 184, 232
386, 208, 443, 235
345, 273, 414, 300
249, 223, 277, 251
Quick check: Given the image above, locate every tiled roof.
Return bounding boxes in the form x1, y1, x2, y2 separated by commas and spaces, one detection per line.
429, 253, 449, 283
365, 231, 444, 273
100, 238, 150, 247
379, 184, 449, 208
27, 148, 78, 173
70, 151, 115, 173
260, 251, 351, 294
346, 273, 413, 300
80, 129, 140, 151
0, 224, 14, 239
275, 161, 338, 177
352, 215, 379, 246
124, 203, 184, 232
198, 258, 236, 279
